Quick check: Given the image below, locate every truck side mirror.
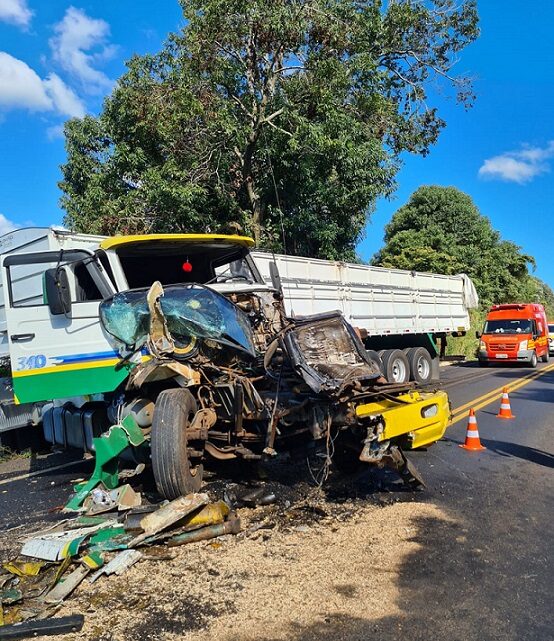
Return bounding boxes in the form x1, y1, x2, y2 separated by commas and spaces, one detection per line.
269, 261, 282, 294
475, 331, 481, 339
44, 267, 72, 316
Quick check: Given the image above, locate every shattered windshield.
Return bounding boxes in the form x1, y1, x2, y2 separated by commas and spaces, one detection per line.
100, 284, 257, 357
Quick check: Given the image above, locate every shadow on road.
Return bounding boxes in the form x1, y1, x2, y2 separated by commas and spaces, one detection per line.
480, 438, 554, 469
255, 506, 551, 641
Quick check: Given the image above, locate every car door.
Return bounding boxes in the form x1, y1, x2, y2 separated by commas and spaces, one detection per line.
2, 250, 131, 404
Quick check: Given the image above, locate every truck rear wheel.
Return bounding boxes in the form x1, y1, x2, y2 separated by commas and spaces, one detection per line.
405, 347, 433, 384
366, 349, 384, 375
381, 349, 410, 384
151, 388, 204, 500
541, 350, 549, 363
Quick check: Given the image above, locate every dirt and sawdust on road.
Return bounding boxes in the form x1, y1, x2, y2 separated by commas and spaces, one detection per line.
63, 499, 447, 641
0, 455, 458, 641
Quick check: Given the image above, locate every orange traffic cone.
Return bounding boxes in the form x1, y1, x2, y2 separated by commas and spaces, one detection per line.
459, 409, 486, 451
496, 387, 515, 419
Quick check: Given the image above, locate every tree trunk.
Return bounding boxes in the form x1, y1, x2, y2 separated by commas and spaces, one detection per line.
246, 175, 262, 245
242, 134, 262, 245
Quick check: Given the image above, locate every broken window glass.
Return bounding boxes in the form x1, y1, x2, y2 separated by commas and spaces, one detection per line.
100, 290, 150, 350
100, 284, 257, 357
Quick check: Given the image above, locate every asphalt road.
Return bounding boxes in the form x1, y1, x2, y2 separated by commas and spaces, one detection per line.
402, 360, 554, 641
0, 361, 552, 640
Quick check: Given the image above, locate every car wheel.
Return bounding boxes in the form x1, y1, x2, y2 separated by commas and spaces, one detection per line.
529, 351, 538, 368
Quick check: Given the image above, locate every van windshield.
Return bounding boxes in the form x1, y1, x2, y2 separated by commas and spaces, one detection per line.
549, 324, 554, 333
483, 319, 532, 334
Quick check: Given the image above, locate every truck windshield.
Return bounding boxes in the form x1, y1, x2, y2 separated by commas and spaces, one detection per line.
483, 319, 532, 334
99, 283, 257, 356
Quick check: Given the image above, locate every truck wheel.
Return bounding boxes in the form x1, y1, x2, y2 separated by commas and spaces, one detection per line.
405, 347, 433, 384
381, 349, 410, 384
366, 349, 384, 375
541, 350, 549, 363
151, 388, 204, 500
529, 351, 538, 368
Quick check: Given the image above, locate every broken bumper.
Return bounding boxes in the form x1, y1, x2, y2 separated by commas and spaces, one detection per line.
354, 390, 450, 449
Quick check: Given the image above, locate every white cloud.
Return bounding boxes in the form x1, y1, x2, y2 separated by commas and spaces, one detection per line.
0, 52, 51, 111
0, 52, 85, 119
0, 213, 18, 235
479, 142, 554, 184
49, 7, 115, 93
0, 0, 32, 28
43, 73, 85, 118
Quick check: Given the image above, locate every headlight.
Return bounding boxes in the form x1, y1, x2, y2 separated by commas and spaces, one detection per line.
479, 340, 486, 350
519, 340, 528, 351
421, 404, 438, 419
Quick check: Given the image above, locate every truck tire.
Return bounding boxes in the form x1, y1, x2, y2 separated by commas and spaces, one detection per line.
529, 351, 538, 368
151, 388, 204, 500
404, 347, 433, 384
366, 349, 384, 375
541, 350, 549, 363
381, 349, 410, 384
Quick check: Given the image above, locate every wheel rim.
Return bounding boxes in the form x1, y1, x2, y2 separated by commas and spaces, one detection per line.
391, 358, 408, 382
416, 356, 430, 380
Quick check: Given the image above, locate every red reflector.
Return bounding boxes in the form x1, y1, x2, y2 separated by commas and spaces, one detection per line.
182, 260, 193, 273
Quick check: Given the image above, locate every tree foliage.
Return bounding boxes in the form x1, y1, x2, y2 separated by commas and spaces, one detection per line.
373, 185, 554, 309
60, 0, 478, 260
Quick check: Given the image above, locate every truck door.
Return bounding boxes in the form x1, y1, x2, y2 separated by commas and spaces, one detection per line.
2, 250, 130, 404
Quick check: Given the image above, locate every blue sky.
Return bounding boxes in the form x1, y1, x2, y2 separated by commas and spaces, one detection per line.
0, 1, 553, 285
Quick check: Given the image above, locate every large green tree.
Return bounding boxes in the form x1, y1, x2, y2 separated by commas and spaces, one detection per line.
372, 185, 553, 308
60, 0, 478, 260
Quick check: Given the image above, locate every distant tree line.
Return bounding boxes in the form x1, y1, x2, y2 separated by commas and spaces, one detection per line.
372, 186, 554, 314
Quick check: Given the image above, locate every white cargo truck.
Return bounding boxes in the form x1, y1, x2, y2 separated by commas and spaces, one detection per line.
0, 228, 455, 500
253, 251, 478, 384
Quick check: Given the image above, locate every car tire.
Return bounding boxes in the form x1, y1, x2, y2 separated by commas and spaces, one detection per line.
404, 347, 433, 384
529, 351, 538, 368
381, 349, 410, 384
541, 350, 549, 363
151, 388, 204, 500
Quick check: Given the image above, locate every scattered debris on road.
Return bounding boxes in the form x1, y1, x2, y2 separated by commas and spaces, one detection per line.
0, 490, 241, 633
